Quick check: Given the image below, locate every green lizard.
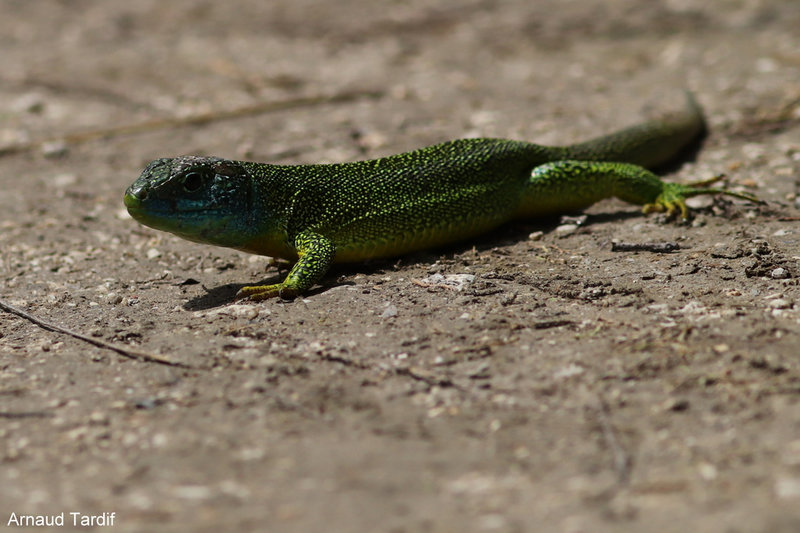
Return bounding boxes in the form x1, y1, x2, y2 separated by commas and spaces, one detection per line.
124, 94, 759, 300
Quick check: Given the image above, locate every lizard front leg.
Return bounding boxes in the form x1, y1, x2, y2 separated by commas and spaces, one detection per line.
237, 231, 336, 301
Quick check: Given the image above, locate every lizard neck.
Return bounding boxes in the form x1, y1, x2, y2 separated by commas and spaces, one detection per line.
230, 162, 297, 259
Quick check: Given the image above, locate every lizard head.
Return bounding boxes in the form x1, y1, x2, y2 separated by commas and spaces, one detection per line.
124, 156, 257, 248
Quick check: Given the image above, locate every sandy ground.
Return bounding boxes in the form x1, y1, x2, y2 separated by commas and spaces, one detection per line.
1, 1, 800, 532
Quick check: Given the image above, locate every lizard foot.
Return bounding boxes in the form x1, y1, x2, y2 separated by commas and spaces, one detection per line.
642, 187, 691, 219
643, 176, 762, 220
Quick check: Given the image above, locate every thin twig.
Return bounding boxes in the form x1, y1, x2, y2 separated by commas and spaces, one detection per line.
0, 298, 193, 368
0, 89, 383, 157
611, 241, 680, 253
531, 319, 574, 330
0, 411, 53, 419
395, 366, 463, 390
317, 352, 372, 370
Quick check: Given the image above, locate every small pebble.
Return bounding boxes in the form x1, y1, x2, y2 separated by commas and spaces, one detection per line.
41, 140, 68, 158
664, 398, 690, 412
775, 477, 800, 500
381, 304, 398, 319
52, 173, 77, 187
698, 462, 718, 481
12, 93, 45, 114
135, 398, 158, 410
89, 411, 109, 425
768, 298, 792, 310
555, 224, 578, 236
771, 267, 789, 279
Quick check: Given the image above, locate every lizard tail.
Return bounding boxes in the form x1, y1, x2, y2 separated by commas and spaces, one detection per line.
560, 91, 706, 170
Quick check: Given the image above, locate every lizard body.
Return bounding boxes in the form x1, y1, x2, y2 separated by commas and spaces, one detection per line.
124, 94, 758, 300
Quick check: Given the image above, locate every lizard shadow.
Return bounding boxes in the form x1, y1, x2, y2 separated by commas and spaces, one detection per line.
181, 209, 642, 311
652, 127, 707, 175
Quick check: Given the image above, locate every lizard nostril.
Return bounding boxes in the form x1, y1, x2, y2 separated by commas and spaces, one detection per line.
123, 193, 140, 209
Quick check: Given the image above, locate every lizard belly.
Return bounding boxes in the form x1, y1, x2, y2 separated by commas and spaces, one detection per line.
329, 204, 515, 263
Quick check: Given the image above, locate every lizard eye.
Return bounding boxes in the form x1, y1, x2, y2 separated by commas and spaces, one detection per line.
182, 171, 205, 193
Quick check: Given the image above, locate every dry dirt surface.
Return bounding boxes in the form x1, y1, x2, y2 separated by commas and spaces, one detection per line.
2, 1, 800, 532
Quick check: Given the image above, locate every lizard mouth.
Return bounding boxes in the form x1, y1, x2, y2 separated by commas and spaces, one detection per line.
124, 192, 220, 217
124, 191, 231, 244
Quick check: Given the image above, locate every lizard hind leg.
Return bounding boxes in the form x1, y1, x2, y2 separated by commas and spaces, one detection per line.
642, 174, 763, 219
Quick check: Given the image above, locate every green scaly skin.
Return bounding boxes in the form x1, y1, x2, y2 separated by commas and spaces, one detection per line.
124, 94, 760, 300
